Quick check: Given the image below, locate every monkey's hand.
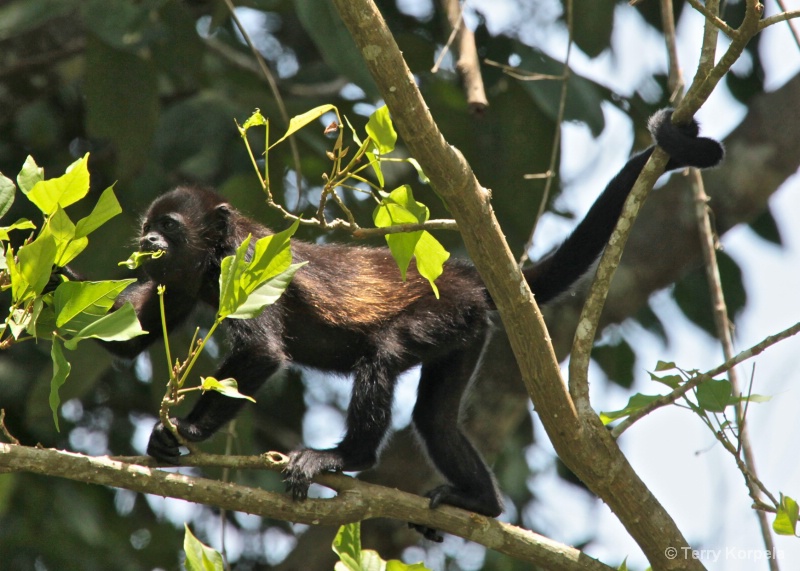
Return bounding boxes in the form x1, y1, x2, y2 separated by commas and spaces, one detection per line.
283, 448, 349, 500
147, 421, 183, 464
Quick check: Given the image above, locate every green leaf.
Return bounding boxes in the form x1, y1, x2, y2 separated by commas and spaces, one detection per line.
269, 104, 338, 149
599, 393, 663, 424
405, 158, 430, 184
748, 205, 783, 246
332, 522, 431, 571
239, 109, 267, 133
16, 155, 43, 194
63, 302, 146, 350
15, 233, 57, 302
695, 379, 732, 412
654, 360, 678, 372
773, 494, 799, 536
6, 308, 31, 340
0, 218, 36, 241
365, 105, 397, 155
26, 154, 90, 215
374, 186, 428, 279
54, 279, 135, 328
218, 223, 303, 320
200, 377, 256, 403
225, 262, 307, 319
184, 524, 225, 571
373, 186, 449, 295
74, 185, 121, 237
332, 523, 362, 571
648, 372, 683, 390
413, 231, 449, 299
0, 173, 15, 219
385, 231, 420, 281
592, 339, 635, 389
40, 207, 88, 267
239, 220, 299, 293
118, 249, 164, 270
374, 185, 429, 227
49, 338, 71, 431
218, 235, 252, 318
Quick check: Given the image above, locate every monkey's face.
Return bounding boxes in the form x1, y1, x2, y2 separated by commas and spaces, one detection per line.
138, 210, 202, 285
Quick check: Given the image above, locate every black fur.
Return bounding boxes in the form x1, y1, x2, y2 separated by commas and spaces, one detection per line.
73, 109, 722, 532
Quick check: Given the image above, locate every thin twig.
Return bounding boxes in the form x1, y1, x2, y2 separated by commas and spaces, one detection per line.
611, 321, 800, 437
685, 0, 737, 37
760, 9, 800, 33
771, 2, 800, 47
483, 59, 564, 81
0, 410, 20, 445
222, 0, 304, 196
690, 168, 779, 567
518, 0, 574, 267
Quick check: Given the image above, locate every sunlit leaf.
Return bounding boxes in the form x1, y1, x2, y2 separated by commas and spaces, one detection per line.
269, 104, 338, 149
16, 155, 43, 194
15, 233, 57, 301
63, 302, 146, 350
183, 524, 225, 571
226, 262, 306, 319
599, 393, 663, 424
74, 185, 121, 237
54, 279, 135, 328
773, 494, 799, 536
200, 377, 256, 403
0, 218, 36, 241
49, 339, 71, 431
26, 154, 90, 215
118, 249, 164, 270
414, 231, 449, 299
239, 109, 267, 133
0, 173, 15, 219
365, 105, 396, 155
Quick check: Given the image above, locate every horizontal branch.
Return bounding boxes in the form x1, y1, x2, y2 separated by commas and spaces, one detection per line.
351, 219, 458, 238
0, 445, 615, 571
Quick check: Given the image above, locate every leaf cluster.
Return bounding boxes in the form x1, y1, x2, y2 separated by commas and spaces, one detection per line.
239, 104, 449, 296
0, 155, 144, 429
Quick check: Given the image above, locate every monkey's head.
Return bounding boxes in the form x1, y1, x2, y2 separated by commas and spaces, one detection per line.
138, 187, 233, 289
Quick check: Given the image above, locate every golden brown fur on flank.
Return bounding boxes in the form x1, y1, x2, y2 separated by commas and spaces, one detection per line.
290, 241, 444, 327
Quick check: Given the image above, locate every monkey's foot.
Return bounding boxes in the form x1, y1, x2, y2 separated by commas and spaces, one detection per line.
283, 448, 346, 500
426, 484, 503, 517
408, 522, 444, 543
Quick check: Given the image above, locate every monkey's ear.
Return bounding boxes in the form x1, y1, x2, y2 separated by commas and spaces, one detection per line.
212, 203, 233, 233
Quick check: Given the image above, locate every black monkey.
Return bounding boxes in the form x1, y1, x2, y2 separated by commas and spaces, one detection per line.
72, 109, 723, 530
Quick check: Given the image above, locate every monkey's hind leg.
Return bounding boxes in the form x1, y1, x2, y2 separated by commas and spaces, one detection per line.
412, 341, 504, 526
284, 353, 398, 500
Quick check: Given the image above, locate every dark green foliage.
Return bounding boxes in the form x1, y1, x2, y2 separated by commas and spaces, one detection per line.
673, 251, 747, 338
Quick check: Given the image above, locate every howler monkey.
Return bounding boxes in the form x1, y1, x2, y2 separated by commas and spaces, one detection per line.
72, 109, 723, 529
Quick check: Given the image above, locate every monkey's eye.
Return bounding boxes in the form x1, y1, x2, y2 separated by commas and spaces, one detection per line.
161, 218, 179, 232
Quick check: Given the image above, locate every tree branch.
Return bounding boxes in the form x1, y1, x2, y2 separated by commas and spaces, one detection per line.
330, 1, 706, 569
0, 444, 615, 571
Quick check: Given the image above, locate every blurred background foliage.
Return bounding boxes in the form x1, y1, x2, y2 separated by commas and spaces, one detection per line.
0, 0, 786, 569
